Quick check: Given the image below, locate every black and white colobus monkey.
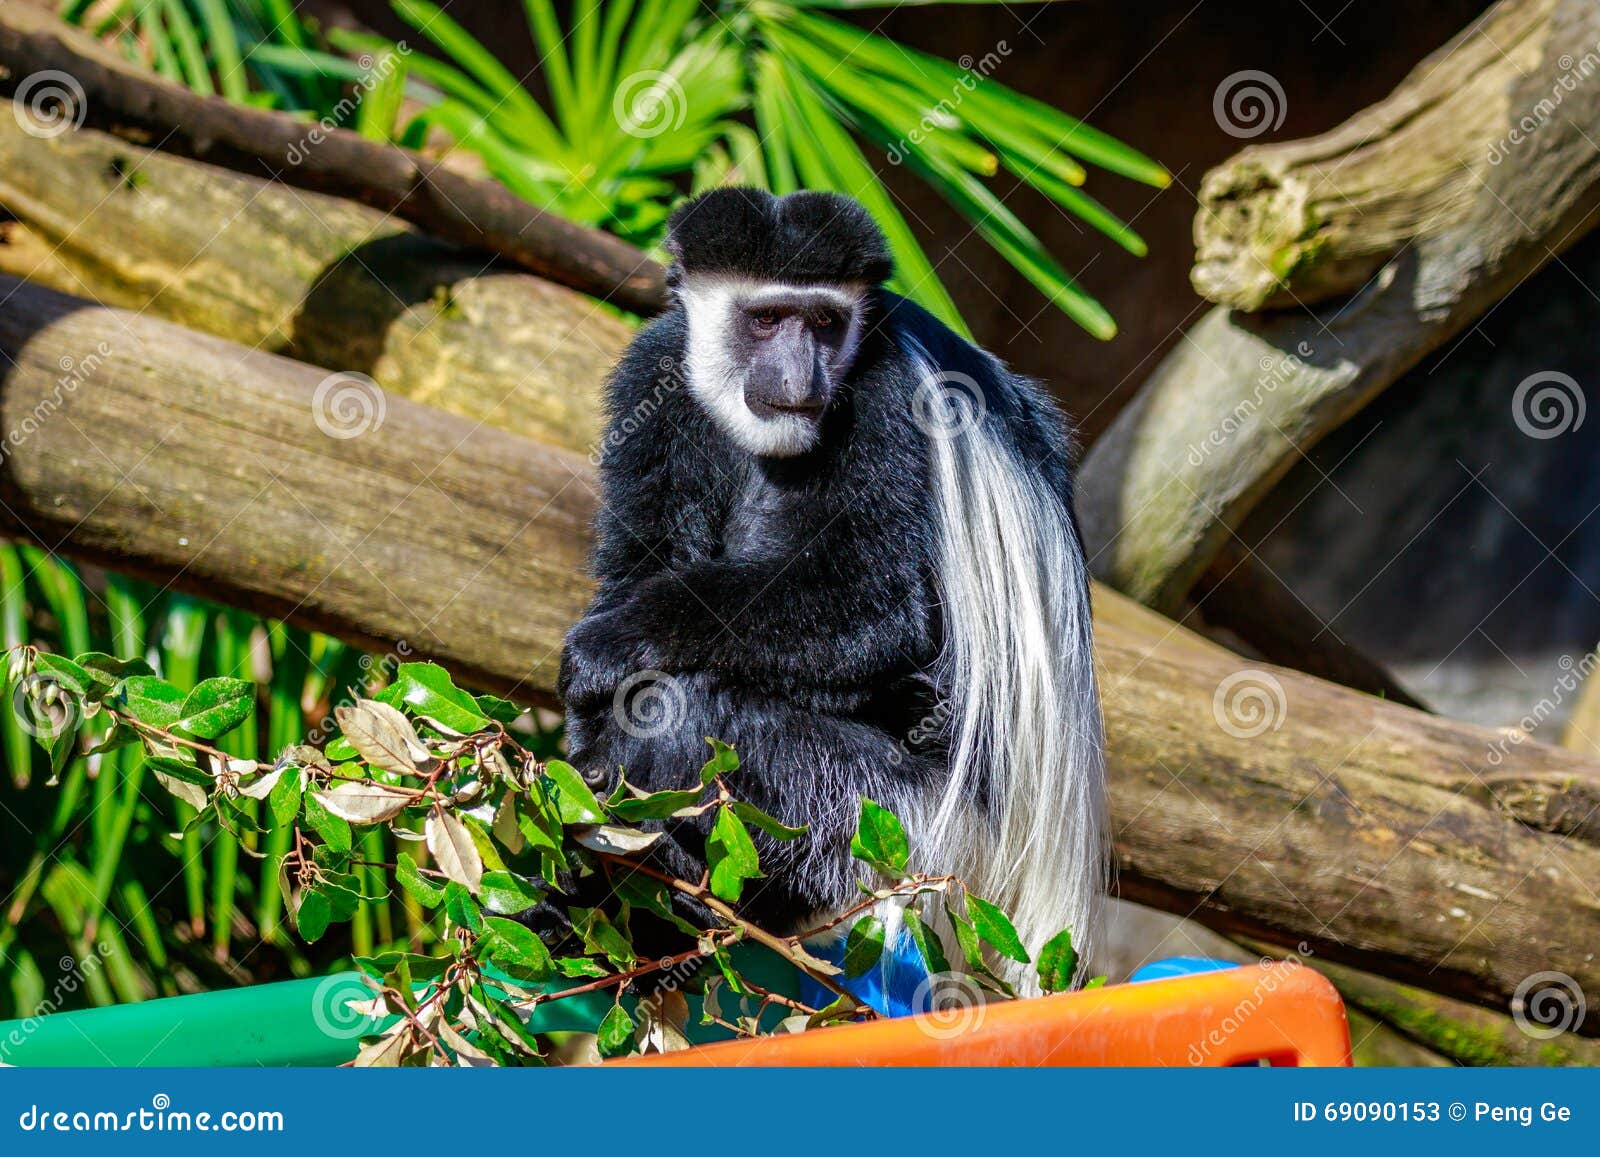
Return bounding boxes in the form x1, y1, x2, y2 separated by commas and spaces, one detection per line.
560, 188, 1107, 992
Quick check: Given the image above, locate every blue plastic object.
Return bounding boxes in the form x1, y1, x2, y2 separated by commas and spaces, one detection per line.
1128, 956, 1240, 983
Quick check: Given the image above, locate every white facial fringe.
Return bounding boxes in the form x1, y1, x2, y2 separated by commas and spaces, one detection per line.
904, 336, 1109, 996
678, 274, 868, 459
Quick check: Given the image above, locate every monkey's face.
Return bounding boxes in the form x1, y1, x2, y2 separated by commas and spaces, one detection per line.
679, 275, 868, 458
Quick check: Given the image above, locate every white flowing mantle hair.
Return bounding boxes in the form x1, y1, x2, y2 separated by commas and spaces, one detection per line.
904, 335, 1109, 995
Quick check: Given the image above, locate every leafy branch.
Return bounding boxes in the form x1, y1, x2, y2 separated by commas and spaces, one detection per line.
8, 645, 1094, 1063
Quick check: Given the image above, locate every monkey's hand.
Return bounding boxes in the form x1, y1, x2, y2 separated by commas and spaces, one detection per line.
558, 604, 663, 708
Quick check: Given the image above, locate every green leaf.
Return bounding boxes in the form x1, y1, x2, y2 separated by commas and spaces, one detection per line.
481, 870, 544, 916
34, 652, 91, 694
1036, 927, 1079, 993
481, 915, 555, 981
946, 904, 1015, 997
903, 907, 950, 976
842, 914, 885, 978
607, 786, 704, 822
731, 801, 808, 842
391, 662, 493, 741
396, 851, 445, 908
967, 895, 1030, 964
113, 675, 187, 728
173, 677, 255, 739
303, 792, 352, 852
268, 765, 304, 829
557, 957, 609, 979
145, 755, 213, 786
614, 871, 700, 936
296, 889, 332, 942
541, 759, 605, 824
850, 798, 909, 875
699, 737, 739, 784
706, 805, 762, 903
572, 907, 635, 967
473, 692, 523, 724
444, 880, 484, 934
596, 1002, 635, 1059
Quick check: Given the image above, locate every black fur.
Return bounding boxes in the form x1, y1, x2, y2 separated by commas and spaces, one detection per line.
663, 187, 894, 288
560, 283, 1080, 939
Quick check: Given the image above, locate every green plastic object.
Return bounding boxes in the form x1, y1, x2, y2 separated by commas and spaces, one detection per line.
0, 947, 802, 1067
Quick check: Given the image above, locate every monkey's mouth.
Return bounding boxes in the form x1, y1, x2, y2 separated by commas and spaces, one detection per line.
747, 399, 825, 421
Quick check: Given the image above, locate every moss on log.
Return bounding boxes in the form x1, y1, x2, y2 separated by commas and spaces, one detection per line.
1192, 0, 1580, 311
1080, 0, 1600, 614
0, 117, 626, 451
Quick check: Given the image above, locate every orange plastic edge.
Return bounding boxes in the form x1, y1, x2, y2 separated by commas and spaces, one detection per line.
616, 962, 1352, 1067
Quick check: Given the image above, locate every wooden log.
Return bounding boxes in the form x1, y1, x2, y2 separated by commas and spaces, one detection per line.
0, 6, 666, 314
1079, 0, 1600, 614
4, 277, 1600, 1029
0, 118, 625, 452
1192, 0, 1576, 311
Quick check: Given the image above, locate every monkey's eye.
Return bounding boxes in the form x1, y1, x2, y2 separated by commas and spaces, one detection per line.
811, 309, 840, 331
749, 310, 781, 337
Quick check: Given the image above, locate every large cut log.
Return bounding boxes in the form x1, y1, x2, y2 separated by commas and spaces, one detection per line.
0, 117, 625, 452
4, 276, 1600, 1032
1193, 0, 1578, 311
0, 6, 665, 313
1079, 0, 1600, 613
